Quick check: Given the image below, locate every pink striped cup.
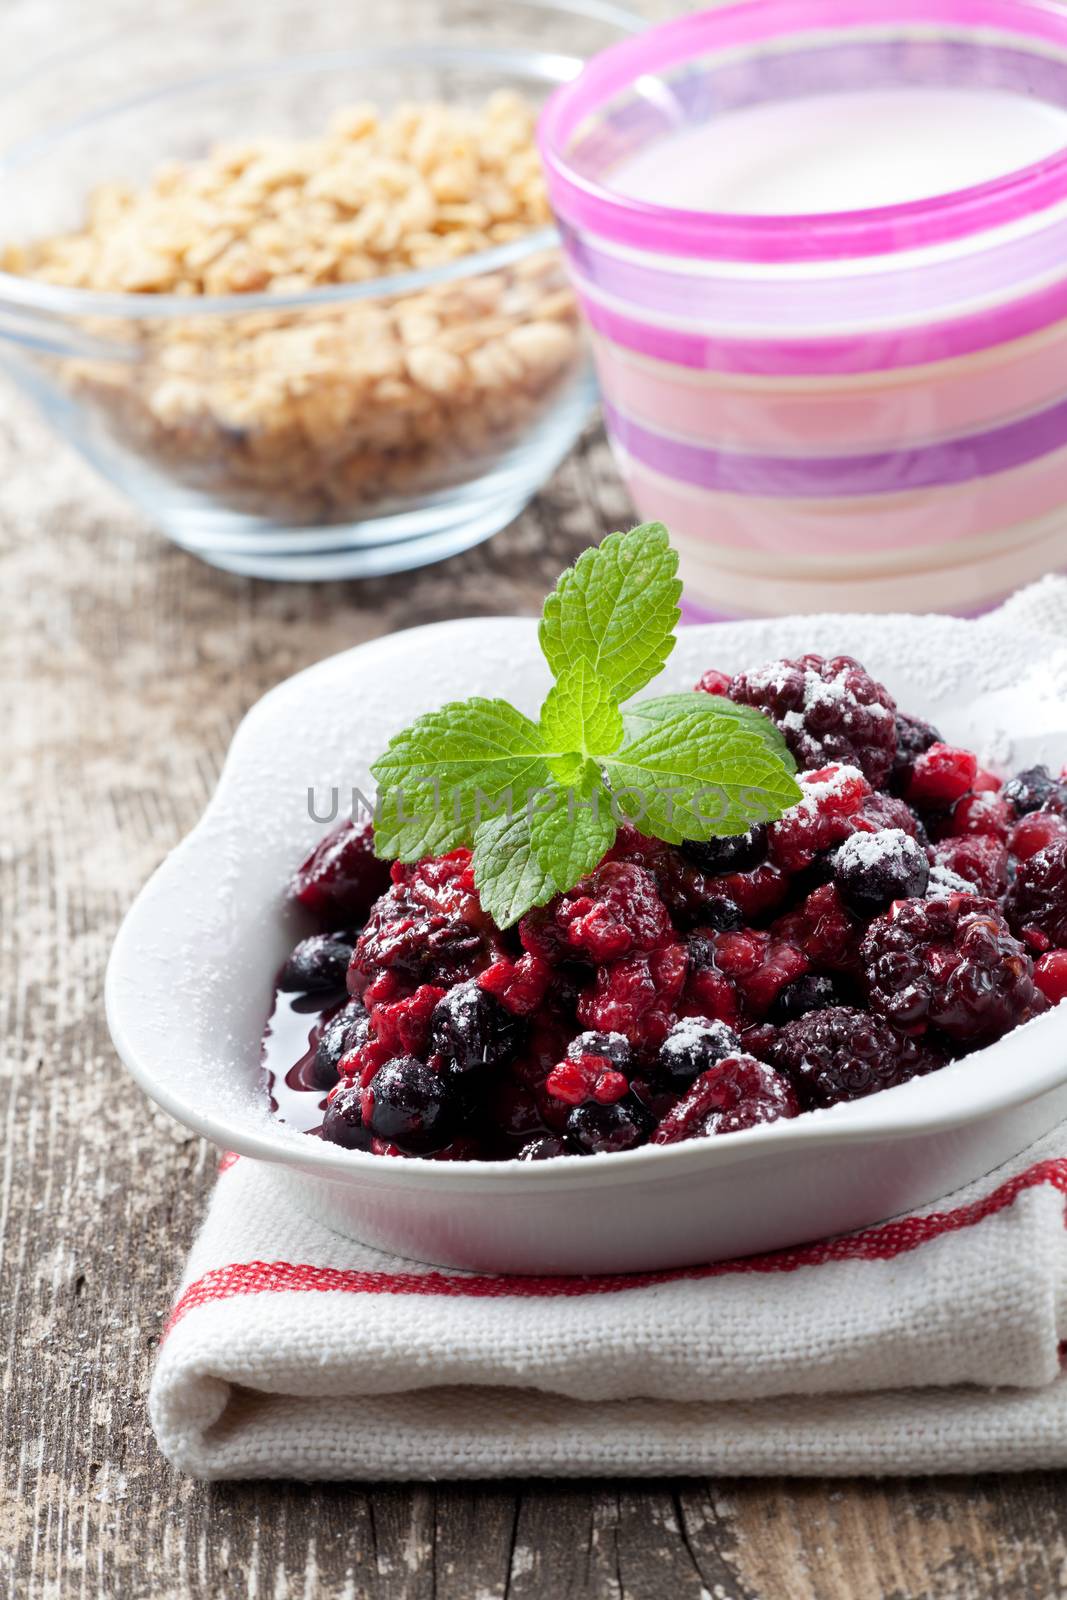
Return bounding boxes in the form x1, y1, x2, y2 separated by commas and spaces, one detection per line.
538, 0, 1067, 618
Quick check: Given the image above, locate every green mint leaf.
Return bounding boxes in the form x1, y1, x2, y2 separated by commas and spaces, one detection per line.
539, 523, 682, 704
624, 692, 797, 772
529, 762, 617, 890
472, 808, 561, 929
604, 695, 802, 846
372, 697, 549, 862
540, 660, 624, 773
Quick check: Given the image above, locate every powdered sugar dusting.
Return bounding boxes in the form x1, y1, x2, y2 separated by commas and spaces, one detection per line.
835, 828, 912, 872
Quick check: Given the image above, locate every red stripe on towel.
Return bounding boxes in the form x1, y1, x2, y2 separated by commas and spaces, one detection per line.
162, 1157, 1067, 1338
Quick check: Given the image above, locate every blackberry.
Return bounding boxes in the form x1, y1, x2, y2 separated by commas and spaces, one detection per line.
861, 894, 1040, 1043
278, 933, 354, 994
833, 828, 929, 916
428, 980, 523, 1074
681, 824, 768, 875
290, 819, 392, 924
770, 973, 843, 1024
320, 1083, 373, 1151
517, 1135, 576, 1160
565, 1098, 649, 1154
889, 712, 942, 795
312, 999, 370, 1090
352, 848, 501, 989
657, 1017, 741, 1093
362, 1057, 456, 1154
769, 1006, 932, 1109
1006, 838, 1067, 951
1003, 764, 1067, 818
653, 1055, 798, 1144
566, 1031, 632, 1069
729, 653, 897, 786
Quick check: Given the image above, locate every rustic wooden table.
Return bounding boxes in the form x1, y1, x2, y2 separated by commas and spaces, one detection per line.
4, 378, 1066, 1600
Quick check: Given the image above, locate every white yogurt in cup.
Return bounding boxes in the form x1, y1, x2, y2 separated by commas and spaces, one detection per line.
538, 0, 1067, 617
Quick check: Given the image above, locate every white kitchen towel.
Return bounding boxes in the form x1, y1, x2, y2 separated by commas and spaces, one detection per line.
151, 578, 1067, 1481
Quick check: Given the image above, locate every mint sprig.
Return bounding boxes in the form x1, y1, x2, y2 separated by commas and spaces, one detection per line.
371, 523, 802, 927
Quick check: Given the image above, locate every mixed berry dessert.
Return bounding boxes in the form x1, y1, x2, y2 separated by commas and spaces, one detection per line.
263, 649, 1064, 1162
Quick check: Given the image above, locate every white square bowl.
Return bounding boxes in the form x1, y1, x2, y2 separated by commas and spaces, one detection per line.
106, 610, 1067, 1273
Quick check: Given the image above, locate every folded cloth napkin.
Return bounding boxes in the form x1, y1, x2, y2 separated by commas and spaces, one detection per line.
150, 578, 1067, 1482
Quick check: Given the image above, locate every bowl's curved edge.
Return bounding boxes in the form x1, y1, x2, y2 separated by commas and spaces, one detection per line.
105, 610, 1067, 1192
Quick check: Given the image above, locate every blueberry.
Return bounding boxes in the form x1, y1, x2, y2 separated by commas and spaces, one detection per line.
364, 1056, 455, 1153
1003, 764, 1067, 817
657, 1017, 741, 1093
770, 973, 842, 1024
682, 824, 768, 875
832, 829, 929, 917
565, 1099, 649, 1154
517, 1135, 576, 1160
278, 932, 354, 993
311, 1000, 370, 1090
428, 980, 523, 1074
565, 1030, 632, 1070
320, 1083, 373, 1151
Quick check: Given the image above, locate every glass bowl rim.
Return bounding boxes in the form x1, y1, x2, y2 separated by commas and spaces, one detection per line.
0, 36, 608, 322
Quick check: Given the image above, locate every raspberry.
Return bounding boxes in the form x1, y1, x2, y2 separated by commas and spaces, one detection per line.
578, 942, 688, 1049
768, 764, 872, 874
684, 927, 808, 1018
832, 829, 929, 916
680, 824, 768, 875
861, 894, 1040, 1043
361, 1057, 456, 1154
371, 983, 445, 1058
695, 667, 733, 696
652, 1056, 798, 1144
709, 863, 789, 922
770, 972, 843, 1024
930, 835, 1009, 898
428, 980, 522, 1074
889, 712, 942, 795
278, 933, 354, 993
1034, 951, 1067, 1006
545, 1055, 629, 1106
1010, 812, 1067, 862
769, 1007, 934, 1109
320, 1082, 373, 1151
729, 654, 897, 785
290, 819, 392, 924
1003, 764, 1067, 817
351, 848, 501, 989
657, 1017, 741, 1093
477, 953, 552, 1016
906, 744, 978, 809
520, 861, 671, 963
774, 882, 864, 972
947, 791, 1012, 840
603, 825, 744, 930
1006, 839, 1067, 951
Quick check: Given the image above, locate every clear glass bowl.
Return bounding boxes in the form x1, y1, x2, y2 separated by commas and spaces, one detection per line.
0, 0, 640, 579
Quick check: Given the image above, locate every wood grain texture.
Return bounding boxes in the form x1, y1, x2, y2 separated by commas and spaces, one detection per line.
2, 3, 1065, 1591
